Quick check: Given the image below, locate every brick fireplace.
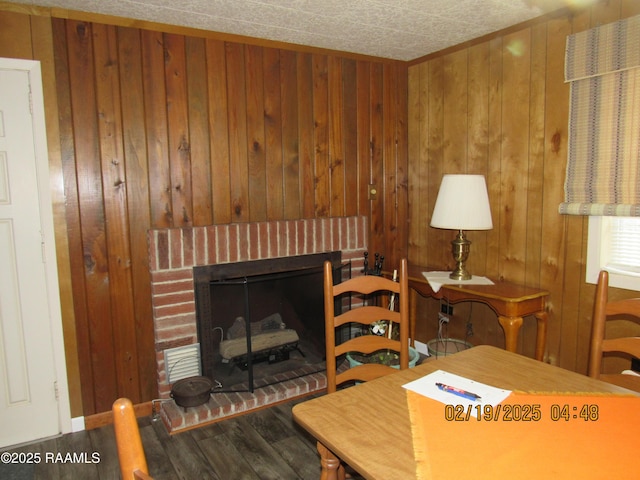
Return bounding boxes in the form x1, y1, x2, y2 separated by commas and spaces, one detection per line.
148, 215, 367, 432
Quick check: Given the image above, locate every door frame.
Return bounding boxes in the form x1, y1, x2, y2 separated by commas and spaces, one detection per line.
0, 57, 72, 437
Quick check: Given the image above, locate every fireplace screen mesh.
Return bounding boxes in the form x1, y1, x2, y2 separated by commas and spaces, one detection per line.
194, 251, 345, 392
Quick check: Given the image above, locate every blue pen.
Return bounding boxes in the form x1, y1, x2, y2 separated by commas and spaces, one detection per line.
436, 382, 481, 402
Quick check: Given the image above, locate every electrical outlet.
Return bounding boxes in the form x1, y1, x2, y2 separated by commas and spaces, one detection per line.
440, 304, 453, 315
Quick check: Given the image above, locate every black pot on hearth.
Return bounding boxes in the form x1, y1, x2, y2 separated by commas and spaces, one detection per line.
170, 376, 213, 409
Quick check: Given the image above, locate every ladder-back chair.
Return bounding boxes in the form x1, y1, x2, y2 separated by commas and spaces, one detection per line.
588, 270, 640, 393
323, 257, 410, 393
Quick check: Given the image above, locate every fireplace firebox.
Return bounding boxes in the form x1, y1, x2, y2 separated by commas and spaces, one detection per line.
194, 251, 346, 392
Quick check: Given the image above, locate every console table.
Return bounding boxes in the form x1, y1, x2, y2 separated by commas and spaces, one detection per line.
405, 264, 549, 361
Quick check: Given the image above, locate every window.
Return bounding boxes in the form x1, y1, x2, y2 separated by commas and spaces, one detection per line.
587, 216, 640, 291
567, 16, 640, 292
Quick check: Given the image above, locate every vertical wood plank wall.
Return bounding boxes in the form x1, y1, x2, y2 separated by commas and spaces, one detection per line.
0, 6, 408, 415
408, 0, 640, 370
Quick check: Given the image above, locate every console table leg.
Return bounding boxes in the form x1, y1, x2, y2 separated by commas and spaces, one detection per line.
317, 441, 345, 480
534, 310, 548, 362
498, 315, 523, 354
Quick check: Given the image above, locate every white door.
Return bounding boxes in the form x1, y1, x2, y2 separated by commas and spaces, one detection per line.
0, 59, 69, 447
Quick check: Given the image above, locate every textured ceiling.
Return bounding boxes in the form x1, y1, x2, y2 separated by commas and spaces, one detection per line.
11, 0, 586, 60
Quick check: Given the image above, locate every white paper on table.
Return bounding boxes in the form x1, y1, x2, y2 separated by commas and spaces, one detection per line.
402, 370, 511, 409
422, 271, 494, 293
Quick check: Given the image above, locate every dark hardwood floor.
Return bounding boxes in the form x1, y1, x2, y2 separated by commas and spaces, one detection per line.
1, 395, 364, 480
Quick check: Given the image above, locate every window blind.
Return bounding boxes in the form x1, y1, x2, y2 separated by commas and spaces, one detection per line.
559, 14, 640, 216
607, 217, 640, 275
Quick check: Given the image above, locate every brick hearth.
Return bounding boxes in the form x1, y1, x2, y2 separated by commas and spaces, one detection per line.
160, 365, 326, 434
148, 216, 367, 433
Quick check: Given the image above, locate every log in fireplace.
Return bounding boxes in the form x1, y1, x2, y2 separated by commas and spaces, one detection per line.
194, 251, 345, 392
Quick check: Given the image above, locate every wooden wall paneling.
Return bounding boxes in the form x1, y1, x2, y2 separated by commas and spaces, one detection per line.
407, 61, 433, 345
92, 23, 141, 402
417, 62, 432, 268
622, 0, 640, 17
312, 54, 330, 217
185, 36, 213, 226
52, 17, 96, 415
467, 40, 500, 348
205, 39, 231, 225
66, 20, 118, 413
519, 23, 548, 358
382, 62, 408, 266
485, 37, 503, 280
141, 30, 172, 228
499, 29, 531, 286
164, 33, 193, 227
31, 12, 84, 417
467, 43, 490, 276
226, 42, 250, 222
245, 44, 267, 223
442, 50, 467, 173
328, 56, 345, 217
0, 9, 32, 58
426, 58, 445, 269
296, 52, 315, 219
342, 58, 358, 218
382, 63, 396, 262
368, 63, 384, 256
117, 26, 156, 401
415, 62, 430, 267
263, 47, 284, 221
355, 61, 371, 222
539, 14, 573, 367
500, 28, 536, 355
280, 49, 301, 220
407, 63, 421, 263
525, 24, 547, 290
593, 0, 624, 24
395, 63, 409, 263
556, 7, 593, 372
561, 214, 587, 370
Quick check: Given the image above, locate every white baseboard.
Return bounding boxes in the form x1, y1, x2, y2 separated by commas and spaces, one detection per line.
71, 416, 85, 432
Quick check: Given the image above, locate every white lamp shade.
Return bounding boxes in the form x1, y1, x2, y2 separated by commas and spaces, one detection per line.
430, 174, 493, 230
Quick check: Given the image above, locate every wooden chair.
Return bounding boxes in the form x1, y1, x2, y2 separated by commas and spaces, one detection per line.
588, 270, 640, 393
323, 257, 410, 394
112, 398, 153, 480
319, 258, 410, 479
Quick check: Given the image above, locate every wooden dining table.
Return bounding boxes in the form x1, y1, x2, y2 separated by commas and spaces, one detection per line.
292, 346, 639, 480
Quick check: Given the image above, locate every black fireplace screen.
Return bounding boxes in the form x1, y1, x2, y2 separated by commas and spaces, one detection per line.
194, 251, 346, 392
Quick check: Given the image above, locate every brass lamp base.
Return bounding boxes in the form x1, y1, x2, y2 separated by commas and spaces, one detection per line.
449, 230, 471, 280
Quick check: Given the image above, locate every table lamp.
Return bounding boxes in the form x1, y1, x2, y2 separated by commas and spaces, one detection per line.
430, 174, 493, 280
